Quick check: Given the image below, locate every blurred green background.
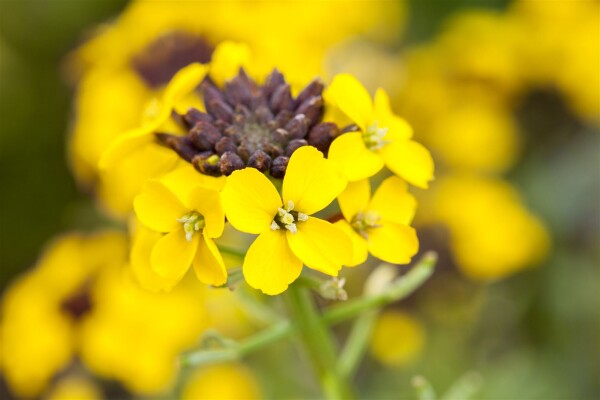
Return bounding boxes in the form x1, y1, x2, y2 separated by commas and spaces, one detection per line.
0, 1, 598, 399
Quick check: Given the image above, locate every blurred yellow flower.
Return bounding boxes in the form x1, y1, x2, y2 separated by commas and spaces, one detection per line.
46, 376, 102, 400
181, 363, 261, 400
221, 146, 352, 295
422, 174, 550, 281
336, 176, 419, 266
326, 74, 434, 188
370, 310, 426, 367
1, 231, 127, 398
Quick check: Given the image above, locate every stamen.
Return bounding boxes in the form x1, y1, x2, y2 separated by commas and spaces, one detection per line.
177, 211, 206, 241
363, 121, 389, 150
271, 201, 309, 234
351, 210, 382, 238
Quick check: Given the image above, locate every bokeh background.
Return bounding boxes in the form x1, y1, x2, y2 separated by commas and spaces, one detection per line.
1, 0, 598, 399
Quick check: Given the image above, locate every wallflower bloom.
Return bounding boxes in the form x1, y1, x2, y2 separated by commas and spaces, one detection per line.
336, 176, 419, 266
134, 167, 227, 287
221, 146, 352, 295
326, 74, 434, 188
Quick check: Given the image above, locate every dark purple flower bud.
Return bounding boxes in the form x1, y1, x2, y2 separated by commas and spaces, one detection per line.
247, 150, 272, 172
184, 107, 213, 126
155, 133, 198, 162
307, 122, 340, 155
215, 137, 238, 155
270, 84, 294, 113
270, 156, 289, 179
286, 139, 308, 156
189, 121, 222, 150
192, 152, 221, 176
285, 114, 309, 139
219, 151, 245, 175
296, 96, 323, 126
295, 79, 324, 106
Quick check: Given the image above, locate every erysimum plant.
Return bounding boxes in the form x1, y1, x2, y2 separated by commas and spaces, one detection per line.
91, 41, 438, 399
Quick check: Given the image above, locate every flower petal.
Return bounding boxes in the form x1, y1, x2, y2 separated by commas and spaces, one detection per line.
381, 139, 434, 189
243, 229, 303, 295
162, 63, 208, 113
287, 217, 352, 276
185, 186, 225, 239
338, 179, 370, 221
367, 222, 418, 265
192, 235, 227, 286
326, 73, 373, 131
282, 146, 347, 215
209, 41, 251, 87
328, 132, 385, 182
130, 223, 176, 292
334, 220, 369, 267
134, 180, 187, 232
369, 176, 417, 225
221, 168, 282, 234
151, 228, 198, 283
161, 164, 225, 197
373, 88, 413, 140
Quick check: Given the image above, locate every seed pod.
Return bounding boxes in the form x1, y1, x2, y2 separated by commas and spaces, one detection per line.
248, 150, 272, 172
270, 156, 289, 178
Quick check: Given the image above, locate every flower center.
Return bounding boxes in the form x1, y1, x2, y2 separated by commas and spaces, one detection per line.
132, 31, 214, 87
178, 211, 206, 241
362, 122, 389, 150
156, 69, 342, 179
270, 200, 308, 234
351, 211, 381, 238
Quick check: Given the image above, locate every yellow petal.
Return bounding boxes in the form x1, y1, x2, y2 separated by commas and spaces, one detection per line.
287, 217, 352, 276
221, 168, 282, 234
326, 73, 373, 131
98, 124, 156, 171
185, 186, 225, 239
130, 224, 176, 292
192, 235, 228, 286
373, 88, 413, 140
99, 63, 206, 171
334, 220, 369, 267
162, 63, 208, 114
282, 146, 347, 215
209, 41, 251, 87
151, 228, 198, 283
161, 164, 225, 196
369, 176, 417, 225
367, 222, 418, 265
381, 139, 434, 189
243, 229, 303, 295
328, 132, 385, 182
134, 181, 187, 232
338, 179, 370, 221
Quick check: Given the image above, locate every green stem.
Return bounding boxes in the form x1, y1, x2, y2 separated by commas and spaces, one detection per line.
286, 284, 354, 400
181, 252, 437, 369
337, 309, 378, 379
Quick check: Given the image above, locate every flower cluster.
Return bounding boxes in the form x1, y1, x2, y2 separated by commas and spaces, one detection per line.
94, 42, 433, 295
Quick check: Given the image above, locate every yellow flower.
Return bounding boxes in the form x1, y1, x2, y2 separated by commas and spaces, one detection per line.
46, 375, 102, 400
1, 231, 127, 398
221, 146, 352, 295
369, 310, 426, 367
133, 166, 227, 288
326, 74, 434, 188
335, 176, 419, 266
181, 363, 261, 400
421, 174, 550, 281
